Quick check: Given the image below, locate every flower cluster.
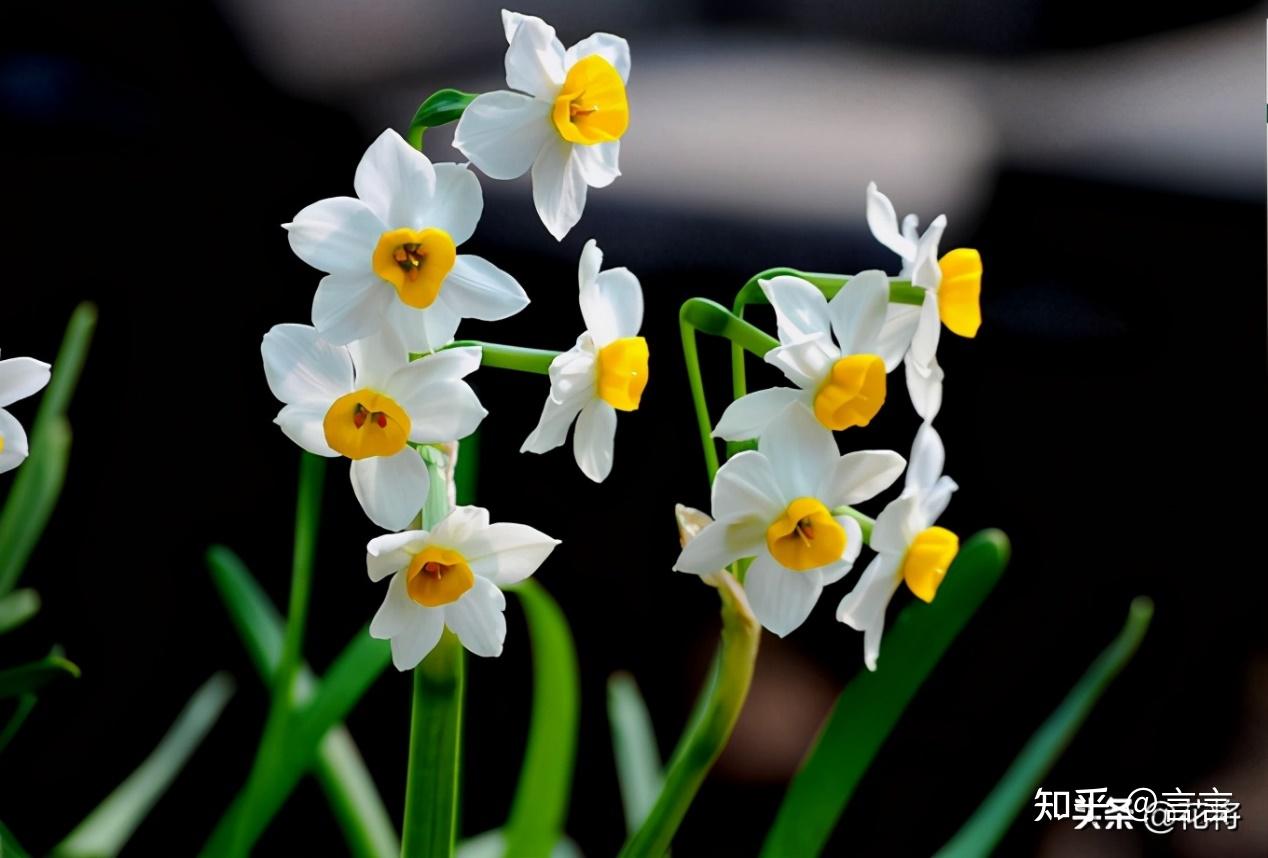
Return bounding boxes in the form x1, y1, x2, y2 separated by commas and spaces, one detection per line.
261, 11, 647, 669
677, 184, 983, 670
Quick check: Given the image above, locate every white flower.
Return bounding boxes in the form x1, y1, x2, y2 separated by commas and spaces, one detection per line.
285, 129, 529, 352
836, 421, 960, 671
674, 402, 905, 637
0, 353, 51, 474
865, 182, 983, 421
367, 505, 559, 668
713, 271, 902, 441
261, 324, 486, 531
453, 10, 630, 241
521, 239, 646, 483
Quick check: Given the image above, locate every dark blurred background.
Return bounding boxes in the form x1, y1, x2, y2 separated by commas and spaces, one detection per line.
1, 1, 1265, 856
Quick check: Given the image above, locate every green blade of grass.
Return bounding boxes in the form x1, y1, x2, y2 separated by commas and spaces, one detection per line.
0, 589, 40, 635
760, 529, 1010, 857
0, 693, 37, 755
608, 672, 664, 835
0, 653, 79, 698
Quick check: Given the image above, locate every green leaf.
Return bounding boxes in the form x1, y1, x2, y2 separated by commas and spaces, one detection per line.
407, 89, 477, 148
760, 529, 1011, 858
1, 819, 31, 858
0, 652, 79, 698
0, 301, 95, 597
935, 597, 1154, 858
202, 544, 395, 851
0, 693, 37, 755
0, 589, 40, 635
52, 673, 235, 858
503, 580, 581, 858
608, 672, 664, 835
206, 545, 398, 857
457, 829, 582, 858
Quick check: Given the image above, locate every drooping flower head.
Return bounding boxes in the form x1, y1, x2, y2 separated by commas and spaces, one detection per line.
521, 239, 647, 482
262, 324, 487, 530
367, 505, 559, 668
285, 129, 529, 352
675, 402, 905, 636
865, 182, 983, 420
837, 421, 959, 670
453, 11, 631, 241
0, 353, 51, 474
713, 271, 902, 441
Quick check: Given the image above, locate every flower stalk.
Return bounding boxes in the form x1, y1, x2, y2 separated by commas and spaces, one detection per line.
441, 340, 559, 374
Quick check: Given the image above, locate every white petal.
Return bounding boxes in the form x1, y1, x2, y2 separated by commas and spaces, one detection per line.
911, 214, 947, 290
578, 239, 602, 290
573, 399, 617, 482
564, 32, 631, 82
442, 255, 530, 322
836, 554, 903, 671
348, 327, 411, 391
909, 292, 942, 370
531, 139, 587, 242
760, 402, 838, 502
384, 347, 483, 409
711, 450, 785, 523
876, 303, 922, 371
0, 409, 29, 474
759, 275, 832, 344
261, 324, 353, 406
463, 523, 560, 585
444, 576, 507, 658
672, 516, 766, 576
828, 270, 889, 356
429, 505, 490, 547
548, 343, 598, 402
580, 264, 642, 346
369, 571, 417, 637
403, 381, 487, 443
452, 91, 553, 181
906, 421, 944, 493
865, 182, 916, 262
744, 552, 822, 637
0, 357, 50, 408
354, 128, 437, 227
819, 450, 907, 508
411, 163, 483, 245
350, 448, 430, 531
286, 196, 383, 274
870, 493, 922, 556
384, 296, 461, 354
274, 403, 338, 457
920, 475, 958, 526
367, 530, 427, 582
764, 335, 838, 390
521, 387, 586, 454
387, 602, 446, 671
819, 515, 864, 584
712, 387, 804, 442
312, 271, 392, 346
574, 140, 621, 188
904, 352, 944, 422
502, 11, 566, 97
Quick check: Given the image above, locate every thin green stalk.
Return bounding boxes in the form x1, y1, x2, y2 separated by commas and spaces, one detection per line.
439, 340, 559, 374
224, 452, 325, 856
678, 304, 720, 482
618, 573, 759, 857
400, 452, 465, 857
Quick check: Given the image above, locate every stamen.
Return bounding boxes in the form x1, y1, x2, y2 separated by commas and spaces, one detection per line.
375, 412, 388, 428
796, 518, 815, 544
570, 102, 598, 119
423, 561, 442, 579
353, 404, 367, 428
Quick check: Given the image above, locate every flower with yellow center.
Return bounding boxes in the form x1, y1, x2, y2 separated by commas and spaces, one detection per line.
713, 271, 903, 441
837, 422, 960, 671
865, 182, 985, 421
0, 351, 51, 474
453, 11, 631, 241
675, 402, 906, 637
367, 506, 560, 669
262, 324, 487, 531
522, 239, 647, 483
285, 129, 529, 352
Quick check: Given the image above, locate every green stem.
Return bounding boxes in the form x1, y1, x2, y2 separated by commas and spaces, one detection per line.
224, 452, 325, 856
437, 340, 559, 375
400, 452, 465, 857
618, 574, 760, 857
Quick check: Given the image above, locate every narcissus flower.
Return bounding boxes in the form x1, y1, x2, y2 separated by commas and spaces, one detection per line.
521, 239, 646, 482
262, 324, 486, 530
286, 129, 529, 352
674, 402, 905, 636
367, 505, 559, 668
453, 11, 630, 241
713, 271, 901, 441
865, 182, 983, 420
0, 353, 51, 474
837, 421, 959, 670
